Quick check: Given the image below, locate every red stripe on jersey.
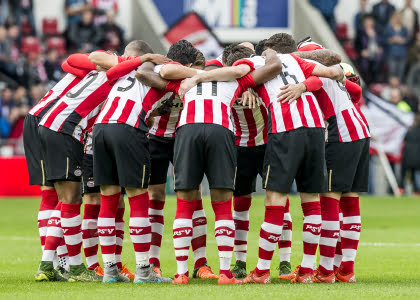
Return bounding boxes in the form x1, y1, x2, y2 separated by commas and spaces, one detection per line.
342, 109, 359, 141
117, 99, 135, 124
296, 99, 308, 127
312, 88, 335, 120
281, 103, 294, 131
354, 104, 369, 128
221, 102, 229, 129
74, 82, 112, 118
42, 101, 68, 129
260, 105, 268, 143
204, 99, 213, 123
155, 114, 170, 137
186, 101, 195, 124
33, 90, 54, 116
244, 109, 257, 147
306, 95, 322, 127
270, 105, 278, 134
102, 97, 120, 124
352, 109, 369, 138
231, 108, 242, 145
59, 77, 81, 98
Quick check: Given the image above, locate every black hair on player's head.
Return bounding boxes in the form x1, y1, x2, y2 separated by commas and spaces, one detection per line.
255, 39, 267, 56
124, 40, 154, 56
226, 45, 254, 66
265, 33, 297, 54
166, 40, 198, 65
222, 43, 239, 65
192, 50, 206, 69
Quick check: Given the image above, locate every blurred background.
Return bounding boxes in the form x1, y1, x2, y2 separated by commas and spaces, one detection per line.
0, 0, 419, 197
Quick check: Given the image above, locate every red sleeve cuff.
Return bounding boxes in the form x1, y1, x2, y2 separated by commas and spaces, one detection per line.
164, 61, 182, 66
118, 56, 136, 63
165, 80, 182, 93
232, 59, 255, 71
302, 76, 323, 92
205, 59, 223, 67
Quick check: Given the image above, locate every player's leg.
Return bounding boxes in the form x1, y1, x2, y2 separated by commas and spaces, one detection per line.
334, 209, 344, 271
116, 193, 134, 279
278, 197, 293, 277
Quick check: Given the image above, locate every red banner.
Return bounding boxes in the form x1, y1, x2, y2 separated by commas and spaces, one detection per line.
0, 156, 40, 197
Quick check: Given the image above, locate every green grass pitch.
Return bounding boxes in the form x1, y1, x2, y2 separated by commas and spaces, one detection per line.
0, 195, 419, 299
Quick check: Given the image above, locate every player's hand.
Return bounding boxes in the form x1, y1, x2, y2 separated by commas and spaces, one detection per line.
239, 90, 260, 109
96, 65, 108, 72
277, 83, 307, 104
142, 54, 172, 65
261, 48, 277, 57
179, 77, 197, 99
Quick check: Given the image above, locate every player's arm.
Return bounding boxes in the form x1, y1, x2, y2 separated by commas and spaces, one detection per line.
293, 49, 341, 66
276, 76, 323, 104
159, 63, 200, 80
106, 57, 143, 85
248, 49, 283, 85
345, 79, 362, 103
88, 51, 119, 69
67, 53, 97, 71
61, 61, 89, 78
311, 64, 344, 81
136, 62, 168, 90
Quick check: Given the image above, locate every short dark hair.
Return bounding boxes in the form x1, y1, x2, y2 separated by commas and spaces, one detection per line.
125, 40, 153, 56
255, 39, 267, 56
265, 33, 297, 54
193, 50, 205, 69
166, 40, 198, 65
226, 45, 254, 66
222, 43, 239, 64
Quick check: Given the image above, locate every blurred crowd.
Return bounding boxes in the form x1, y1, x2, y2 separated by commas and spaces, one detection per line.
0, 0, 125, 143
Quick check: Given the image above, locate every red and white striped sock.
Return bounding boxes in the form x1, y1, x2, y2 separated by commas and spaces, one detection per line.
278, 198, 292, 263
115, 207, 125, 270
255, 206, 285, 274
149, 199, 165, 267
233, 196, 251, 263
318, 196, 340, 275
128, 192, 151, 267
212, 199, 235, 278
300, 202, 322, 275
334, 210, 344, 270
339, 196, 361, 274
42, 202, 64, 262
61, 203, 83, 266
192, 199, 207, 269
82, 203, 100, 270
173, 198, 195, 276
98, 193, 120, 267
38, 189, 58, 251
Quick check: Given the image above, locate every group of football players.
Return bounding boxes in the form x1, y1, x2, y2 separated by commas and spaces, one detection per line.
24, 32, 370, 285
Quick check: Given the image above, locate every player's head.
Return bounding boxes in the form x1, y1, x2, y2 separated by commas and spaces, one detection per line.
226, 45, 254, 66
192, 50, 206, 70
255, 39, 267, 56
265, 33, 297, 54
296, 36, 324, 52
124, 40, 153, 56
239, 42, 255, 51
222, 43, 239, 66
167, 40, 198, 66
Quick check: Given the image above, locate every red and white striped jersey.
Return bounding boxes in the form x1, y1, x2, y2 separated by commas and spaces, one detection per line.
241, 55, 325, 133
231, 101, 268, 147
313, 75, 371, 142
168, 75, 255, 131
95, 68, 173, 132
39, 70, 111, 142
148, 95, 183, 138
29, 74, 81, 118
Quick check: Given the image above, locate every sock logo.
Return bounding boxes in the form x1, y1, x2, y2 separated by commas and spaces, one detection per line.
305, 224, 321, 233
129, 228, 143, 234
268, 235, 282, 242
173, 229, 192, 236
349, 225, 361, 231
62, 229, 68, 233
215, 228, 233, 236
98, 228, 115, 234
194, 218, 206, 225
333, 232, 340, 237
48, 219, 61, 225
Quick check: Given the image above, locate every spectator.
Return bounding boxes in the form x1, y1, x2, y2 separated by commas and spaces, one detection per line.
8, 86, 29, 125
407, 32, 420, 67
68, 9, 102, 52
65, 0, 89, 26
21, 51, 47, 88
381, 75, 401, 101
28, 83, 45, 107
390, 88, 411, 112
400, 0, 419, 45
407, 53, 420, 99
384, 12, 409, 81
43, 49, 62, 82
0, 0, 9, 26
0, 87, 12, 137
356, 15, 384, 84
399, 114, 420, 195
90, 0, 118, 25
372, 0, 395, 35
354, 0, 369, 34
99, 10, 124, 52
309, 0, 338, 31
8, 0, 36, 34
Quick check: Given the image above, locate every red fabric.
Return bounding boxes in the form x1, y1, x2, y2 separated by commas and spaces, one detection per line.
320, 197, 340, 221
264, 206, 286, 225
43, 202, 63, 253
40, 190, 58, 210
61, 61, 89, 78
106, 57, 142, 84
175, 198, 196, 219
232, 58, 256, 71
99, 193, 120, 218
302, 75, 323, 92
345, 79, 362, 103
233, 196, 252, 212
301, 201, 321, 217
291, 54, 316, 78
67, 53, 97, 71
340, 196, 360, 217
285, 197, 290, 212
116, 207, 125, 221
129, 192, 150, 218
211, 199, 233, 221
205, 59, 223, 67
149, 199, 165, 210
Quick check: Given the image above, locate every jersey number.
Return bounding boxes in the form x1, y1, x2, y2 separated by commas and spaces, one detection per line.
117, 77, 136, 92
196, 82, 218, 96
66, 72, 99, 98
279, 63, 298, 85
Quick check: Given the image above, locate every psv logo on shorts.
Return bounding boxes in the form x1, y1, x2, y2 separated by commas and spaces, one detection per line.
87, 180, 95, 188
74, 167, 82, 177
